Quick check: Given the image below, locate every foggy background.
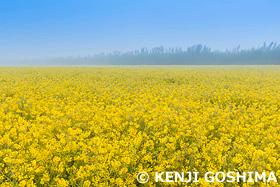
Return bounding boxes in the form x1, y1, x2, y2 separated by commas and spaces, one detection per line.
0, 0, 280, 65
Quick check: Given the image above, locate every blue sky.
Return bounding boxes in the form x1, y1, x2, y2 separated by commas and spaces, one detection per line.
0, 0, 279, 60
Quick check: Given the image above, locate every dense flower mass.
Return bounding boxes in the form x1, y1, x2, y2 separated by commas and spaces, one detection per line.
1, 66, 280, 186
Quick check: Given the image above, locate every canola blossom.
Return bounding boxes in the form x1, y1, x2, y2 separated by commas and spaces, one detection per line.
0, 66, 280, 186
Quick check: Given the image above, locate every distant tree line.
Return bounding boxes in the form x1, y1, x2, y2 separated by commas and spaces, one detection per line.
7, 42, 280, 65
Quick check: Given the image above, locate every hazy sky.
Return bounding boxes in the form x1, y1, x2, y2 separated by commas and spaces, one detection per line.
0, 0, 279, 60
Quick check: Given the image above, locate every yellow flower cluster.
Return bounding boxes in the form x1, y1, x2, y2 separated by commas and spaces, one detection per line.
1, 66, 280, 186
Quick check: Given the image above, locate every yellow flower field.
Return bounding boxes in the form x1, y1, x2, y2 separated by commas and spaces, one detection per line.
1, 66, 280, 186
